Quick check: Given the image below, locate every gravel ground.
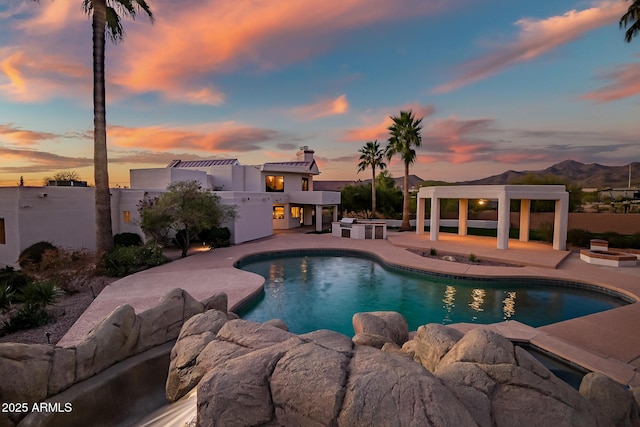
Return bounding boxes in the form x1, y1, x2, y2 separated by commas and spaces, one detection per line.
0, 277, 113, 345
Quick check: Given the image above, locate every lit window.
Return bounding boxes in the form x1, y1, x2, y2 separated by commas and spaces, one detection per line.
301, 177, 309, 191
123, 211, 131, 223
266, 175, 284, 192
272, 206, 285, 219
291, 207, 301, 219
0, 218, 5, 244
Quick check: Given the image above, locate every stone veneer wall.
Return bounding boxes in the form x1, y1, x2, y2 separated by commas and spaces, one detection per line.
0, 288, 228, 427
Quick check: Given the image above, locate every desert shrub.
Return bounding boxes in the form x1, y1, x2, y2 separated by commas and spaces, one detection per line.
101, 242, 169, 277
0, 280, 63, 336
199, 226, 231, 248
114, 232, 143, 247
429, 247, 438, 256
567, 229, 592, 247
20, 248, 95, 294
469, 253, 478, 263
598, 231, 633, 249
537, 222, 554, 243
18, 241, 58, 268
0, 268, 30, 293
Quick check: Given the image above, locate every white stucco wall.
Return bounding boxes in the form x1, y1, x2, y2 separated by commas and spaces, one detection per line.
0, 187, 96, 268
130, 168, 208, 190
216, 192, 273, 244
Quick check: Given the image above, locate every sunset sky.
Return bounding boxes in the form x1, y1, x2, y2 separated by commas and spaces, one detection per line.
1, 0, 639, 187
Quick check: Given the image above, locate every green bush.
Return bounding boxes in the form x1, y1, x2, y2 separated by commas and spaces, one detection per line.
0, 280, 63, 336
18, 241, 58, 268
113, 232, 143, 247
567, 229, 592, 247
199, 226, 232, 248
0, 268, 30, 292
537, 222, 554, 243
429, 247, 438, 256
101, 242, 169, 277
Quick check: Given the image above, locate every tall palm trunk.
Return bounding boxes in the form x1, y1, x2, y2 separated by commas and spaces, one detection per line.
93, 0, 114, 255
400, 162, 411, 231
371, 165, 376, 218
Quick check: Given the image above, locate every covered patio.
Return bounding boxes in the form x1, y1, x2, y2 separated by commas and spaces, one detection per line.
416, 185, 569, 250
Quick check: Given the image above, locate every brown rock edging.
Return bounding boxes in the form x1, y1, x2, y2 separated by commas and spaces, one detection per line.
0, 288, 228, 425
169, 311, 640, 426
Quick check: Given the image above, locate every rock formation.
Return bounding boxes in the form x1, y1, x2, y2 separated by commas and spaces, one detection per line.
168, 310, 640, 427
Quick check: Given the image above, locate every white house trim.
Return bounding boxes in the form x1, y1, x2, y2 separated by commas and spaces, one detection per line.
416, 185, 569, 250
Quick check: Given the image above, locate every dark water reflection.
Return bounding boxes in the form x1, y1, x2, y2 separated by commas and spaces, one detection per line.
237, 255, 627, 336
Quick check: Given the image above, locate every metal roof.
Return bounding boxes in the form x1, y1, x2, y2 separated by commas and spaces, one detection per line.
168, 159, 239, 168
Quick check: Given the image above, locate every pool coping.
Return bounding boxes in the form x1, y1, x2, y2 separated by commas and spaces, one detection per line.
59, 230, 640, 387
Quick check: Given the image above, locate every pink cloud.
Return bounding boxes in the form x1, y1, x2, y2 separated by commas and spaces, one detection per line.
434, 1, 627, 93
291, 94, 349, 119
0, 123, 59, 145
108, 123, 279, 152
581, 62, 640, 102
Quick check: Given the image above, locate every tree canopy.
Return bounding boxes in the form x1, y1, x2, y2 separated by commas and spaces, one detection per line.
357, 140, 386, 218
138, 181, 236, 257
386, 110, 423, 230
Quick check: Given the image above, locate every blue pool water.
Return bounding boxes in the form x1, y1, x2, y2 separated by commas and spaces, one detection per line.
236, 252, 629, 336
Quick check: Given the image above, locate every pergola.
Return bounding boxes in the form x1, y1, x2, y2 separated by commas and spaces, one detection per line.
416, 185, 569, 250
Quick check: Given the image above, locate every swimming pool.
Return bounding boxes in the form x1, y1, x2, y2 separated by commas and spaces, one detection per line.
235, 250, 630, 336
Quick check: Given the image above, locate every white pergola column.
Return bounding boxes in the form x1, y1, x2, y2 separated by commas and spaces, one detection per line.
332, 206, 338, 223
315, 205, 323, 232
497, 195, 510, 249
458, 199, 468, 236
430, 195, 440, 241
416, 196, 425, 234
553, 194, 569, 250
519, 199, 531, 242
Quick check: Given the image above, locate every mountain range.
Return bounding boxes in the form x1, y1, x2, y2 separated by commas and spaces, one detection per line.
458, 160, 640, 188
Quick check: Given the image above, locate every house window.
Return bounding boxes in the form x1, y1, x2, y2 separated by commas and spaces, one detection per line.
123, 211, 131, 223
301, 178, 309, 191
0, 218, 5, 244
266, 175, 284, 192
291, 207, 301, 219
272, 206, 285, 219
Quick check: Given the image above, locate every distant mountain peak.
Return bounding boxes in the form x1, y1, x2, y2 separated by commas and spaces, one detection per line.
459, 160, 640, 188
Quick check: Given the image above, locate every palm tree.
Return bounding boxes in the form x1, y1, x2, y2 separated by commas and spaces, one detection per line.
385, 110, 423, 231
357, 140, 386, 218
620, 0, 640, 42
34, 1, 154, 255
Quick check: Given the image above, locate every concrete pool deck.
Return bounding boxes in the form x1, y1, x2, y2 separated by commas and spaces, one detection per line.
59, 230, 640, 387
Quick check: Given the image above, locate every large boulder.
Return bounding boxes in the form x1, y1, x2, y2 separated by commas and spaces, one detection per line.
0, 343, 53, 423
352, 311, 409, 346
410, 323, 464, 372
136, 288, 204, 352
580, 372, 640, 427
174, 315, 634, 427
337, 346, 478, 427
75, 304, 140, 381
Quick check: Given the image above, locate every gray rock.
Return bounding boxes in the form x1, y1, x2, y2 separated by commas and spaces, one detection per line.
412, 323, 464, 372
166, 332, 217, 402
580, 372, 640, 427
48, 347, 76, 395
263, 318, 288, 331
352, 311, 409, 346
271, 341, 350, 426
437, 328, 515, 370
196, 344, 288, 426
337, 346, 478, 426
136, 288, 203, 352
178, 310, 229, 340
299, 329, 353, 353
0, 343, 53, 415
202, 292, 228, 313
77, 304, 140, 380
216, 319, 295, 349
352, 332, 395, 349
